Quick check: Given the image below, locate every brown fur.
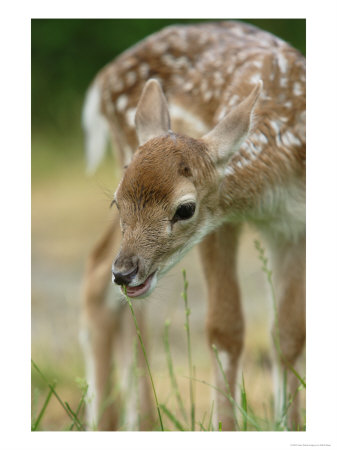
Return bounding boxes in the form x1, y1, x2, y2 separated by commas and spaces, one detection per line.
82, 21, 305, 431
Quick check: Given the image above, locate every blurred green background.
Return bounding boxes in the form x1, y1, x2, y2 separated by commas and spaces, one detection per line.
31, 19, 305, 430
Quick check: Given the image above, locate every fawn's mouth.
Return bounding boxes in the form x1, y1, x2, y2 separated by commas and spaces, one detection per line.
124, 272, 157, 298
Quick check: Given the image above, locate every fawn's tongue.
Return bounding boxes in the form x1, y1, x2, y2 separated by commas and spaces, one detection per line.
126, 273, 154, 297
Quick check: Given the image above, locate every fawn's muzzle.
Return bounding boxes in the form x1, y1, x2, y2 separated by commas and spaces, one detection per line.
113, 264, 138, 286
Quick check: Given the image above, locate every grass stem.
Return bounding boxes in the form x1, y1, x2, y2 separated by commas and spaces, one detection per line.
182, 269, 195, 431
124, 288, 164, 431
31, 383, 55, 431
164, 319, 188, 423
31, 359, 84, 430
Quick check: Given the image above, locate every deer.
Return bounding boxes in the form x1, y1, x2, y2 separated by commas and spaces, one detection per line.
80, 21, 306, 431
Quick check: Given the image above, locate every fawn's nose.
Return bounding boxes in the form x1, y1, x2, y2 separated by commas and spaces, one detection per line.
112, 258, 139, 286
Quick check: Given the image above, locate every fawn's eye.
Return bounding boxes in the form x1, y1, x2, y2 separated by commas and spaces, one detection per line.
172, 202, 196, 223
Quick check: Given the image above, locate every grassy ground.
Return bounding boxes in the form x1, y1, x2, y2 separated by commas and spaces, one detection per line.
31, 131, 305, 431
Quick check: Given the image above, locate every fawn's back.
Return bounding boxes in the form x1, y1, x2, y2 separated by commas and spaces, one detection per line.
85, 21, 305, 241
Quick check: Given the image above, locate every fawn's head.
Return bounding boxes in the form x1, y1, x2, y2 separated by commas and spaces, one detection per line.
112, 79, 261, 297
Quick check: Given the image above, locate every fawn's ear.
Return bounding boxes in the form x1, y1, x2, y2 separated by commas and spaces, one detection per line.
135, 79, 171, 145
202, 81, 262, 164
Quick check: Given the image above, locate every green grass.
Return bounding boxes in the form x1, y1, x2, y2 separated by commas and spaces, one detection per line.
31, 252, 306, 431
31, 359, 87, 431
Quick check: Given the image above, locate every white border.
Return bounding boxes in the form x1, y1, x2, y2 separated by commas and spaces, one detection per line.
1, 1, 337, 449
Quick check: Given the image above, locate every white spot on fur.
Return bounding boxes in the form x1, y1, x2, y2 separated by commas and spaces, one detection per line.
203, 91, 213, 102
161, 53, 176, 67
231, 26, 245, 37
152, 40, 169, 54
250, 132, 267, 147
176, 56, 189, 69
228, 94, 240, 106
125, 71, 137, 87
257, 133, 268, 144
172, 74, 185, 86
217, 106, 228, 121
226, 63, 235, 73
122, 59, 135, 70
282, 131, 302, 147
222, 165, 235, 176
250, 73, 261, 84
213, 71, 224, 86
116, 94, 128, 112
293, 82, 302, 96
139, 63, 150, 78
125, 107, 136, 128
241, 139, 261, 159
280, 77, 288, 88
183, 81, 194, 92
240, 156, 251, 167
253, 60, 263, 69
270, 120, 281, 135
277, 53, 288, 74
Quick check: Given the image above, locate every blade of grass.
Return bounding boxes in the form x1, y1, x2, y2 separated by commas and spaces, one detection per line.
65, 402, 85, 431
199, 422, 207, 431
31, 383, 55, 431
124, 288, 164, 431
186, 374, 262, 431
68, 381, 88, 431
159, 404, 185, 431
207, 400, 214, 431
278, 381, 304, 429
163, 319, 188, 423
240, 373, 248, 431
31, 359, 83, 430
182, 269, 195, 431
200, 411, 207, 431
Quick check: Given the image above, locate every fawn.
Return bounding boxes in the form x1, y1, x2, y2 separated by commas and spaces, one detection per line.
81, 21, 305, 431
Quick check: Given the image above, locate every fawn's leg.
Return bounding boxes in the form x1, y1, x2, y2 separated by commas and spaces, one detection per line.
199, 223, 243, 431
117, 304, 155, 430
80, 213, 121, 430
80, 210, 154, 430
270, 237, 306, 430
